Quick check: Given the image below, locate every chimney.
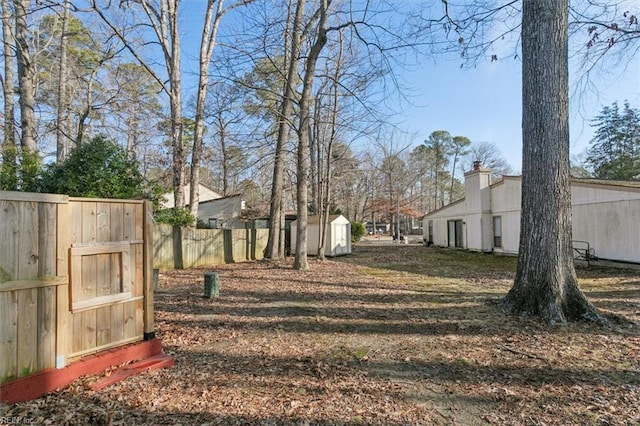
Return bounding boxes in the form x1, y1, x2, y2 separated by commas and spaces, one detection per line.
472, 161, 481, 171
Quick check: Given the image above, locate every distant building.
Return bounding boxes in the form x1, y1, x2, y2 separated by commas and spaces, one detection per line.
291, 214, 352, 257
159, 184, 223, 209
423, 163, 640, 264
198, 194, 246, 229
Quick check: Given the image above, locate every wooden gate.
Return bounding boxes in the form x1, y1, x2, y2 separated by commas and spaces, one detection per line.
0, 191, 154, 385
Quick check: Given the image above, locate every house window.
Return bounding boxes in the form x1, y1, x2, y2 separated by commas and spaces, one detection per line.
208, 218, 218, 229
493, 216, 502, 248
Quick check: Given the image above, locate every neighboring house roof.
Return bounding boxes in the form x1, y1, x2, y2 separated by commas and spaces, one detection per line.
198, 193, 243, 205
424, 197, 466, 218
160, 184, 222, 209
571, 178, 640, 191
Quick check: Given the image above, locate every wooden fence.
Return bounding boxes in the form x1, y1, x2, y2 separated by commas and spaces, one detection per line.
153, 224, 268, 270
0, 191, 154, 385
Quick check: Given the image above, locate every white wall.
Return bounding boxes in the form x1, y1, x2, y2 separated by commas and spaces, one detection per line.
423, 199, 466, 248
490, 177, 522, 255
573, 199, 640, 263
198, 196, 243, 229
425, 174, 640, 263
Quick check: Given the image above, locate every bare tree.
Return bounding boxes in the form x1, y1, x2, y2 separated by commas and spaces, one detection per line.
265, 0, 305, 260
92, 0, 186, 209
189, 0, 252, 221
293, 0, 331, 270
55, 0, 70, 161
463, 141, 514, 178
14, 0, 38, 189
1, 0, 17, 189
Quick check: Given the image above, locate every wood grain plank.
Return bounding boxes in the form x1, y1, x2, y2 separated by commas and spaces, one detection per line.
81, 202, 97, 352
0, 291, 18, 383
0, 191, 67, 204
55, 201, 71, 368
110, 203, 124, 295
122, 203, 138, 340
71, 308, 83, 354
108, 203, 125, 345
38, 203, 57, 279
123, 299, 137, 341
0, 276, 67, 292
16, 289, 38, 377
17, 202, 39, 280
0, 201, 19, 283
95, 203, 111, 346
37, 286, 56, 370
81, 310, 97, 353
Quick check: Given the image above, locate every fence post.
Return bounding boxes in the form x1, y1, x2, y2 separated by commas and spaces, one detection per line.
55, 198, 72, 369
143, 200, 155, 340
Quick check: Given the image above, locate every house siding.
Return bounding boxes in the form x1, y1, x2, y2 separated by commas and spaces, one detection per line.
198, 195, 244, 229
424, 173, 640, 263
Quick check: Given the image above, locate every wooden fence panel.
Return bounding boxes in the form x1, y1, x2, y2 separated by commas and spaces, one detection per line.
182, 227, 225, 268
152, 225, 269, 270
66, 199, 146, 361
0, 192, 67, 382
152, 224, 174, 271
1, 192, 153, 385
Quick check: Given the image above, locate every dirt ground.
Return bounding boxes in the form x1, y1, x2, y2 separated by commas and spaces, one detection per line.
2, 243, 639, 425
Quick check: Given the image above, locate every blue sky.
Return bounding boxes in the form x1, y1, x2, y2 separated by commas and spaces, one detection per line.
179, 3, 640, 174
398, 55, 640, 173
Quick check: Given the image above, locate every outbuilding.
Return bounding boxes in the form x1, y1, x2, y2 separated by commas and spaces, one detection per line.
291, 214, 352, 257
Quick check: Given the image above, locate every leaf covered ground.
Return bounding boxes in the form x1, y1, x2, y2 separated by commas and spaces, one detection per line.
3, 243, 639, 425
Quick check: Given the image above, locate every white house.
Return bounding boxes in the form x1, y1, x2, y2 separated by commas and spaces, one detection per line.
423, 163, 640, 264
159, 184, 223, 209
198, 194, 246, 229
291, 214, 352, 257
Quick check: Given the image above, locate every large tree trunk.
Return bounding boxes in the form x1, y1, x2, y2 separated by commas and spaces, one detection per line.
166, 1, 185, 210
503, 0, 601, 324
14, 0, 38, 190
1, 0, 17, 190
56, 0, 71, 162
293, 0, 328, 270
189, 0, 223, 224
265, 0, 304, 260
317, 40, 342, 261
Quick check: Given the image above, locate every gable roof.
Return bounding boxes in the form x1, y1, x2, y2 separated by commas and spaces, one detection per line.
198, 193, 243, 205
571, 178, 640, 191
293, 214, 348, 225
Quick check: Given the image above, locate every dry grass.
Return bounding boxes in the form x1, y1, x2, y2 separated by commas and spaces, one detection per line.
3, 244, 639, 425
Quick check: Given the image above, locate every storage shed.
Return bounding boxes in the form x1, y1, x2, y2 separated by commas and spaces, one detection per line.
291, 214, 351, 257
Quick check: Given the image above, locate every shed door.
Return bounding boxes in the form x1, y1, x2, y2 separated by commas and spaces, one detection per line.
447, 220, 463, 248
333, 224, 348, 255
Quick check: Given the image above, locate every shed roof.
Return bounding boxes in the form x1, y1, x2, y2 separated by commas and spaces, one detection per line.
293, 214, 349, 225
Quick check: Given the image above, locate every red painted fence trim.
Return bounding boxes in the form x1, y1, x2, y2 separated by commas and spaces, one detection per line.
0, 338, 170, 404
